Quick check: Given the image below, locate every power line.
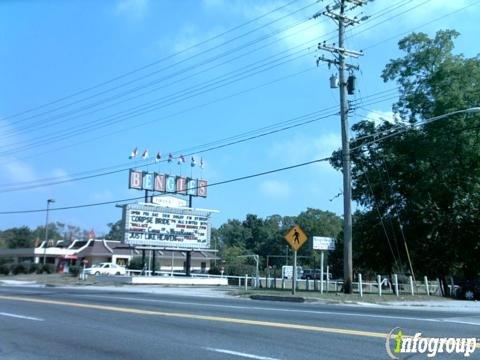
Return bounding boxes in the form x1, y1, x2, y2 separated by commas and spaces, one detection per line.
0, 0, 425, 160
0, 158, 330, 215
0, 109, 337, 193
1, 0, 308, 123
362, 0, 480, 51
0, 48, 317, 156
0, 87, 400, 192
0, 0, 421, 146
1, 21, 324, 141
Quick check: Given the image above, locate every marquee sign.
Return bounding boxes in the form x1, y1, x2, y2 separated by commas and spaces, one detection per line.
129, 170, 207, 197
122, 203, 213, 249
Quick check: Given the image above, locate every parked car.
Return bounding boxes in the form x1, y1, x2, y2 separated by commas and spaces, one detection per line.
301, 269, 331, 280
454, 279, 480, 300
85, 262, 126, 276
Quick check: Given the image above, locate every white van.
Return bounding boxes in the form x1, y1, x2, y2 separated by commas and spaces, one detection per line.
281, 265, 303, 279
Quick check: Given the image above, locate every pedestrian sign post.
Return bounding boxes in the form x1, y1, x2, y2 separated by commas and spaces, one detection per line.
284, 225, 308, 295
284, 225, 308, 251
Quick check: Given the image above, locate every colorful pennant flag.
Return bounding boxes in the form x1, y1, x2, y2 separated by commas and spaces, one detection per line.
168, 153, 173, 163
178, 155, 185, 165
142, 149, 149, 160
155, 152, 162, 162
200, 157, 204, 169
129, 147, 138, 159
191, 156, 196, 167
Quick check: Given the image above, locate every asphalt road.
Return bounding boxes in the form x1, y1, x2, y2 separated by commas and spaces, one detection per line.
0, 285, 479, 359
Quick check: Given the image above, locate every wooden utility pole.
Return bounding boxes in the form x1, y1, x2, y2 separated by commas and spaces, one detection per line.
316, 0, 368, 293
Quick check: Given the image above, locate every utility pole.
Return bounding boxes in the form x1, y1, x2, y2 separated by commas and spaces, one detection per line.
42, 198, 55, 265
316, 0, 368, 294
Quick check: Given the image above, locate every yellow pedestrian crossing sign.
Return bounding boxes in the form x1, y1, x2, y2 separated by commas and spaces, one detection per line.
284, 225, 308, 251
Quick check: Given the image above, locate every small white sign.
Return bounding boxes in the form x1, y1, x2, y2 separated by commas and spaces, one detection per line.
312, 236, 336, 251
151, 196, 187, 208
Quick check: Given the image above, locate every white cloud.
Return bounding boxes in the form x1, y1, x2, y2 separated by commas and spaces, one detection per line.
52, 168, 71, 180
171, 24, 226, 54
202, 0, 225, 8
363, 109, 396, 126
233, 0, 330, 53
91, 190, 114, 201
0, 119, 37, 184
269, 132, 341, 169
349, 0, 473, 42
115, 0, 149, 19
2, 161, 36, 183
259, 179, 291, 198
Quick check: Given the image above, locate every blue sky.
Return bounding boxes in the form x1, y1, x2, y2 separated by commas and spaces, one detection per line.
0, 0, 478, 235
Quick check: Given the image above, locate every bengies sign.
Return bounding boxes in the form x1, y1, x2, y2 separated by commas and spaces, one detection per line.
129, 170, 207, 197
123, 203, 213, 249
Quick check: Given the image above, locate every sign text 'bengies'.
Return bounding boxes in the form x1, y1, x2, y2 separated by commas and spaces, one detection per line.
129, 170, 207, 197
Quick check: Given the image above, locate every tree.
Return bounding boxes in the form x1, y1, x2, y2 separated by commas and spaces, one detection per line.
106, 220, 124, 241
331, 30, 480, 289
1, 226, 34, 249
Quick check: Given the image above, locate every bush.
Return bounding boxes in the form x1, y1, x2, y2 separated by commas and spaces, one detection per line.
41, 264, 56, 274
224, 264, 255, 277
35, 263, 44, 274
19, 261, 38, 274
11, 263, 27, 275
208, 266, 221, 275
69, 265, 81, 277
127, 257, 144, 270
29, 263, 43, 274
0, 263, 10, 275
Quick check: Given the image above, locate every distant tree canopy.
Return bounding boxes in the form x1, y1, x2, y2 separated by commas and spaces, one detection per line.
0, 222, 85, 249
331, 30, 480, 279
105, 220, 124, 241
216, 209, 343, 275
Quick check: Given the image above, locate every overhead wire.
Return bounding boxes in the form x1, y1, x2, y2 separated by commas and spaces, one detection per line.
0, 158, 330, 214
0, 0, 308, 123
0, 87, 401, 192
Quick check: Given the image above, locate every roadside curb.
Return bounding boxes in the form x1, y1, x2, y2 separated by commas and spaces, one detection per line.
250, 295, 305, 302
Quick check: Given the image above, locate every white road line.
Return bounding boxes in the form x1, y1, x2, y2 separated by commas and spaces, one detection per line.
0, 312, 44, 321
71, 294, 479, 326
205, 347, 280, 360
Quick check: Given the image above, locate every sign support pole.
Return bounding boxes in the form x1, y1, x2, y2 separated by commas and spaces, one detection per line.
292, 250, 297, 295
185, 194, 193, 277
320, 250, 324, 294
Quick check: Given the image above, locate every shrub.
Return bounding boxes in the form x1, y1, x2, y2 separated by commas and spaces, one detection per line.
127, 257, 144, 270
35, 263, 44, 274
69, 265, 81, 277
11, 263, 27, 275
208, 266, 221, 275
0, 263, 10, 275
42, 264, 56, 274
19, 261, 37, 274
30, 263, 43, 274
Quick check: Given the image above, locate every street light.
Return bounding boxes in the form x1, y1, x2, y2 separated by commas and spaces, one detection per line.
42, 199, 55, 265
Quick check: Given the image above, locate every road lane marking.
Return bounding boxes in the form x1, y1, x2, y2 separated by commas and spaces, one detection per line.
71, 293, 480, 326
0, 295, 387, 339
205, 347, 280, 360
0, 312, 43, 321
1, 294, 478, 350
